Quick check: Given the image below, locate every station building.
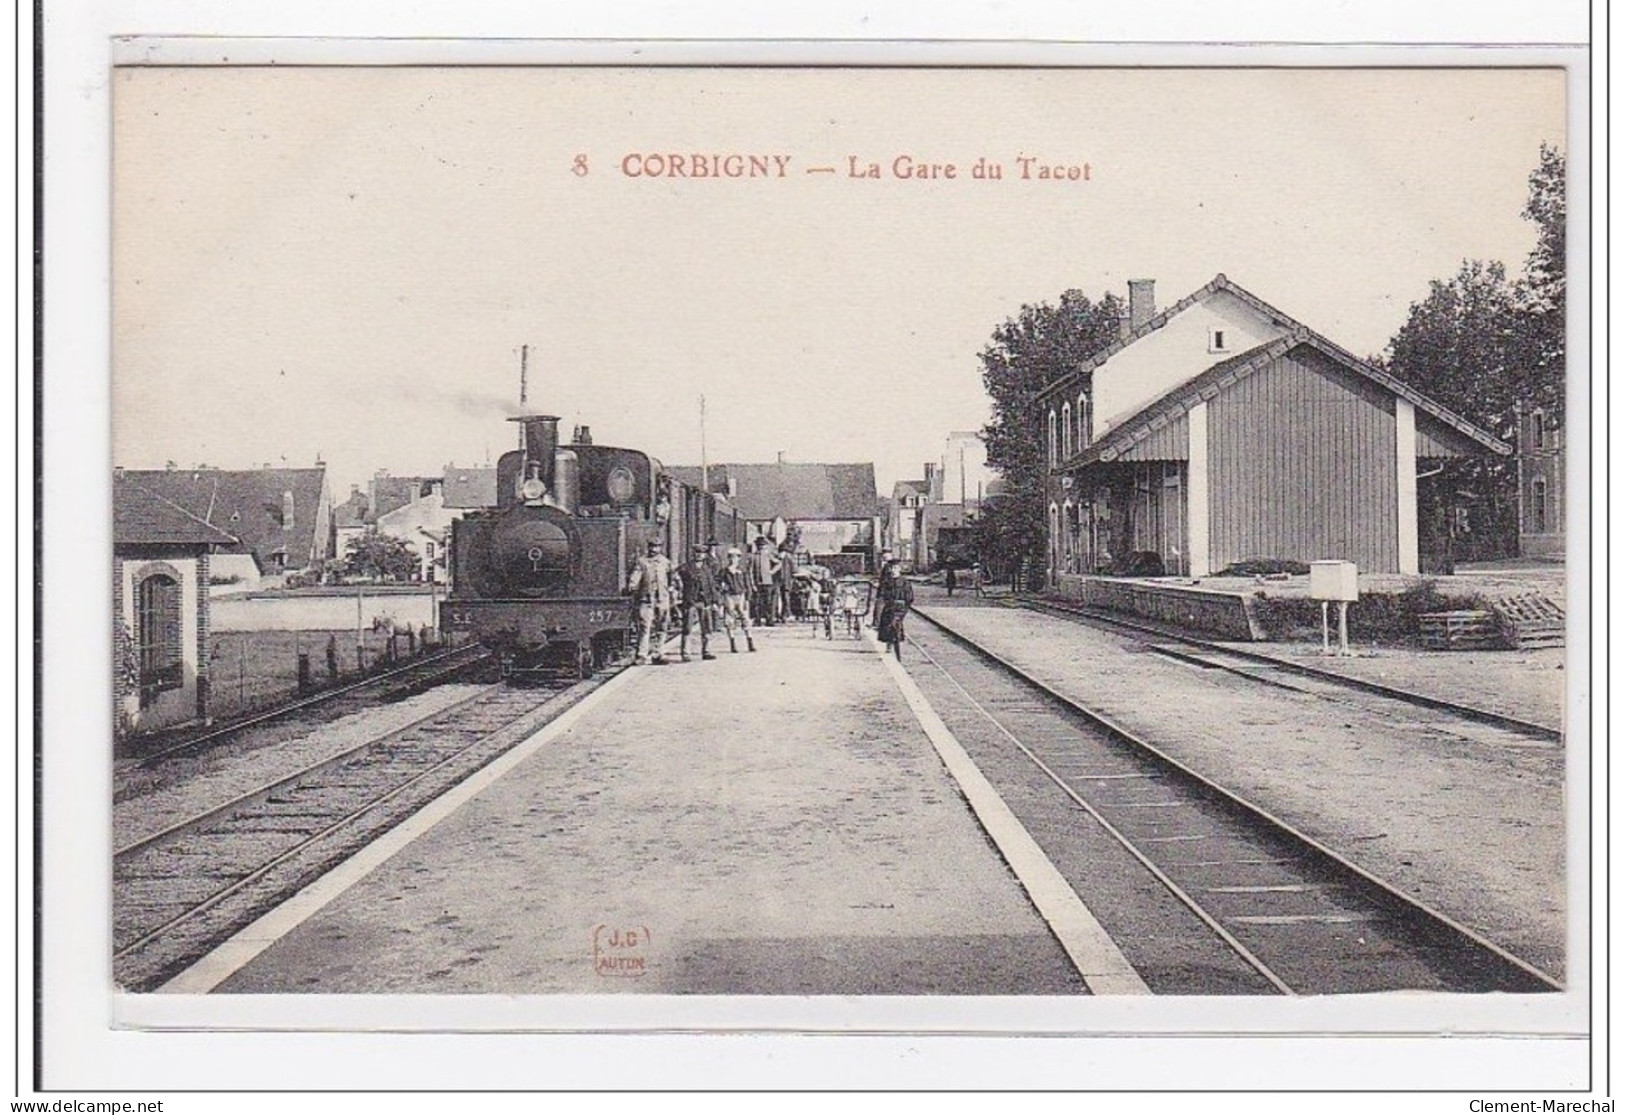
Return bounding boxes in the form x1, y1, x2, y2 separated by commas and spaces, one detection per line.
113, 471, 239, 737
1037, 275, 1510, 589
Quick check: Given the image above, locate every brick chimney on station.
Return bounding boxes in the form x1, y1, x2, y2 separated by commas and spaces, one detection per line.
1128, 279, 1156, 332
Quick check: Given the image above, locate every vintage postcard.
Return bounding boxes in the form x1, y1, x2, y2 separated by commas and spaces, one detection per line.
40, 28, 1595, 1093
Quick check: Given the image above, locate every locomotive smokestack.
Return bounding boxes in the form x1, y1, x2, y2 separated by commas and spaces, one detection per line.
508, 414, 561, 492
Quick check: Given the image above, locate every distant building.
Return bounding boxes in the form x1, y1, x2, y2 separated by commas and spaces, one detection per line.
1037, 275, 1510, 586
918, 502, 967, 570
886, 479, 929, 569
113, 472, 238, 737
938, 430, 996, 509
1515, 405, 1564, 560
114, 465, 335, 583
333, 485, 371, 557
334, 465, 498, 583
667, 461, 881, 571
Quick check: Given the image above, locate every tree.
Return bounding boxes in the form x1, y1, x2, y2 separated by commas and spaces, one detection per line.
342, 529, 420, 582
1515, 143, 1566, 420
1379, 146, 1566, 559
1384, 259, 1522, 437
978, 290, 1124, 575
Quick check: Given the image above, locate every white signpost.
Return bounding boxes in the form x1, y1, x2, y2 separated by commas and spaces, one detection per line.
1309, 560, 1359, 656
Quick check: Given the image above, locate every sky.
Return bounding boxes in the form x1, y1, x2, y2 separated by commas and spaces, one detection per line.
111, 66, 1567, 496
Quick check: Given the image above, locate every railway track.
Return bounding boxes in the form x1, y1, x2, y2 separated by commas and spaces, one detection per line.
1012, 596, 1560, 742
905, 608, 1561, 995
113, 672, 608, 992
121, 642, 495, 770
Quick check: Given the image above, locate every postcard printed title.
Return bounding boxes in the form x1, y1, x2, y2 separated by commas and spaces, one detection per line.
575, 151, 1092, 182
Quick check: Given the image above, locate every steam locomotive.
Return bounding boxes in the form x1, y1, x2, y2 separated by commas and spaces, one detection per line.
441, 413, 747, 679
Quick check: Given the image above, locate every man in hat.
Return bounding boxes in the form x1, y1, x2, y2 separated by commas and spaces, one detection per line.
677, 541, 720, 661
752, 536, 782, 626
716, 546, 756, 653
626, 537, 674, 664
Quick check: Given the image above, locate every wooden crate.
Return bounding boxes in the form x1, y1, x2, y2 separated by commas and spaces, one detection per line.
1489, 593, 1565, 650
1419, 610, 1503, 650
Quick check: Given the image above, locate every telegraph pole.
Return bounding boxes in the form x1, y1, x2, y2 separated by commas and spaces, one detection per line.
700, 394, 709, 494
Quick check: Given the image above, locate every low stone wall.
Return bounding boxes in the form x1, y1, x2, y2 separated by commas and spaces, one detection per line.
1052, 574, 1264, 641
212, 589, 437, 633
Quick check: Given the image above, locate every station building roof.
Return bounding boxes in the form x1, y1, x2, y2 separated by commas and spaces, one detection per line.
113, 466, 329, 569
113, 472, 240, 549
1052, 329, 1512, 474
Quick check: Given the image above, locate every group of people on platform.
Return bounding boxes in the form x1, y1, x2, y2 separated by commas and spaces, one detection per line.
623, 536, 922, 665
625, 536, 755, 664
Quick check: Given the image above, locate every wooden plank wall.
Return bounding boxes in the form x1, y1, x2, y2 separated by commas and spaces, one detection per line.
1207, 350, 1399, 572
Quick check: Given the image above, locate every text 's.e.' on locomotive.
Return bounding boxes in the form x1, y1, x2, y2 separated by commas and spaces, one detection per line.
441, 413, 746, 679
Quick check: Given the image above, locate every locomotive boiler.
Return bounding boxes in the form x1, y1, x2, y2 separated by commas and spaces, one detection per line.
442, 413, 744, 679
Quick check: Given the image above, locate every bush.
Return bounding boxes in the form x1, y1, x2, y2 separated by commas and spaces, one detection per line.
1216, 558, 1311, 577
1250, 580, 1494, 643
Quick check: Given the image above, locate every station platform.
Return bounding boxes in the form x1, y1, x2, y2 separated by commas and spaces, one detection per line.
183, 619, 1137, 995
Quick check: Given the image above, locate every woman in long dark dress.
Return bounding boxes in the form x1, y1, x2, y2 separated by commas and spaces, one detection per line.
876, 560, 914, 661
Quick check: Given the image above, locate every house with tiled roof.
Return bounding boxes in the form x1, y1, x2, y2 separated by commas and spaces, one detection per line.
113, 472, 239, 737
667, 460, 882, 571
1037, 276, 1509, 587
114, 466, 335, 582
442, 465, 499, 511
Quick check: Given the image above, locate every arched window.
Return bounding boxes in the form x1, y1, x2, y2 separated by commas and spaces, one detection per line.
1530, 409, 1546, 450
1048, 502, 1060, 574
1047, 409, 1058, 467
1078, 391, 1091, 448
137, 571, 183, 705
1061, 403, 1073, 460
1062, 500, 1076, 573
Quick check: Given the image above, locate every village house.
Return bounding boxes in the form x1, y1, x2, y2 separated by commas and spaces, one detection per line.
1037, 275, 1510, 590
338, 465, 498, 582
113, 471, 239, 737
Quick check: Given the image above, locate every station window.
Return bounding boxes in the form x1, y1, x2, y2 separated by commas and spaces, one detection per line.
1531, 478, 1549, 534
1530, 409, 1546, 450
1061, 402, 1073, 460
1078, 391, 1092, 448
1047, 409, 1058, 467
1208, 328, 1229, 354
136, 572, 183, 705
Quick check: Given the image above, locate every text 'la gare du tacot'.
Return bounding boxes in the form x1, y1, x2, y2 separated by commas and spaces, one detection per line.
611, 152, 1092, 181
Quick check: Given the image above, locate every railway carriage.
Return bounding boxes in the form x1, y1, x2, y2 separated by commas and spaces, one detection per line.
443, 413, 746, 679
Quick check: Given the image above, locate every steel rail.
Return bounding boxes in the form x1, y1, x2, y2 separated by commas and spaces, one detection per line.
1012, 596, 1561, 743
115, 683, 508, 860
910, 605, 1563, 994
907, 634, 1296, 995
131, 642, 493, 768
113, 673, 610, 969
